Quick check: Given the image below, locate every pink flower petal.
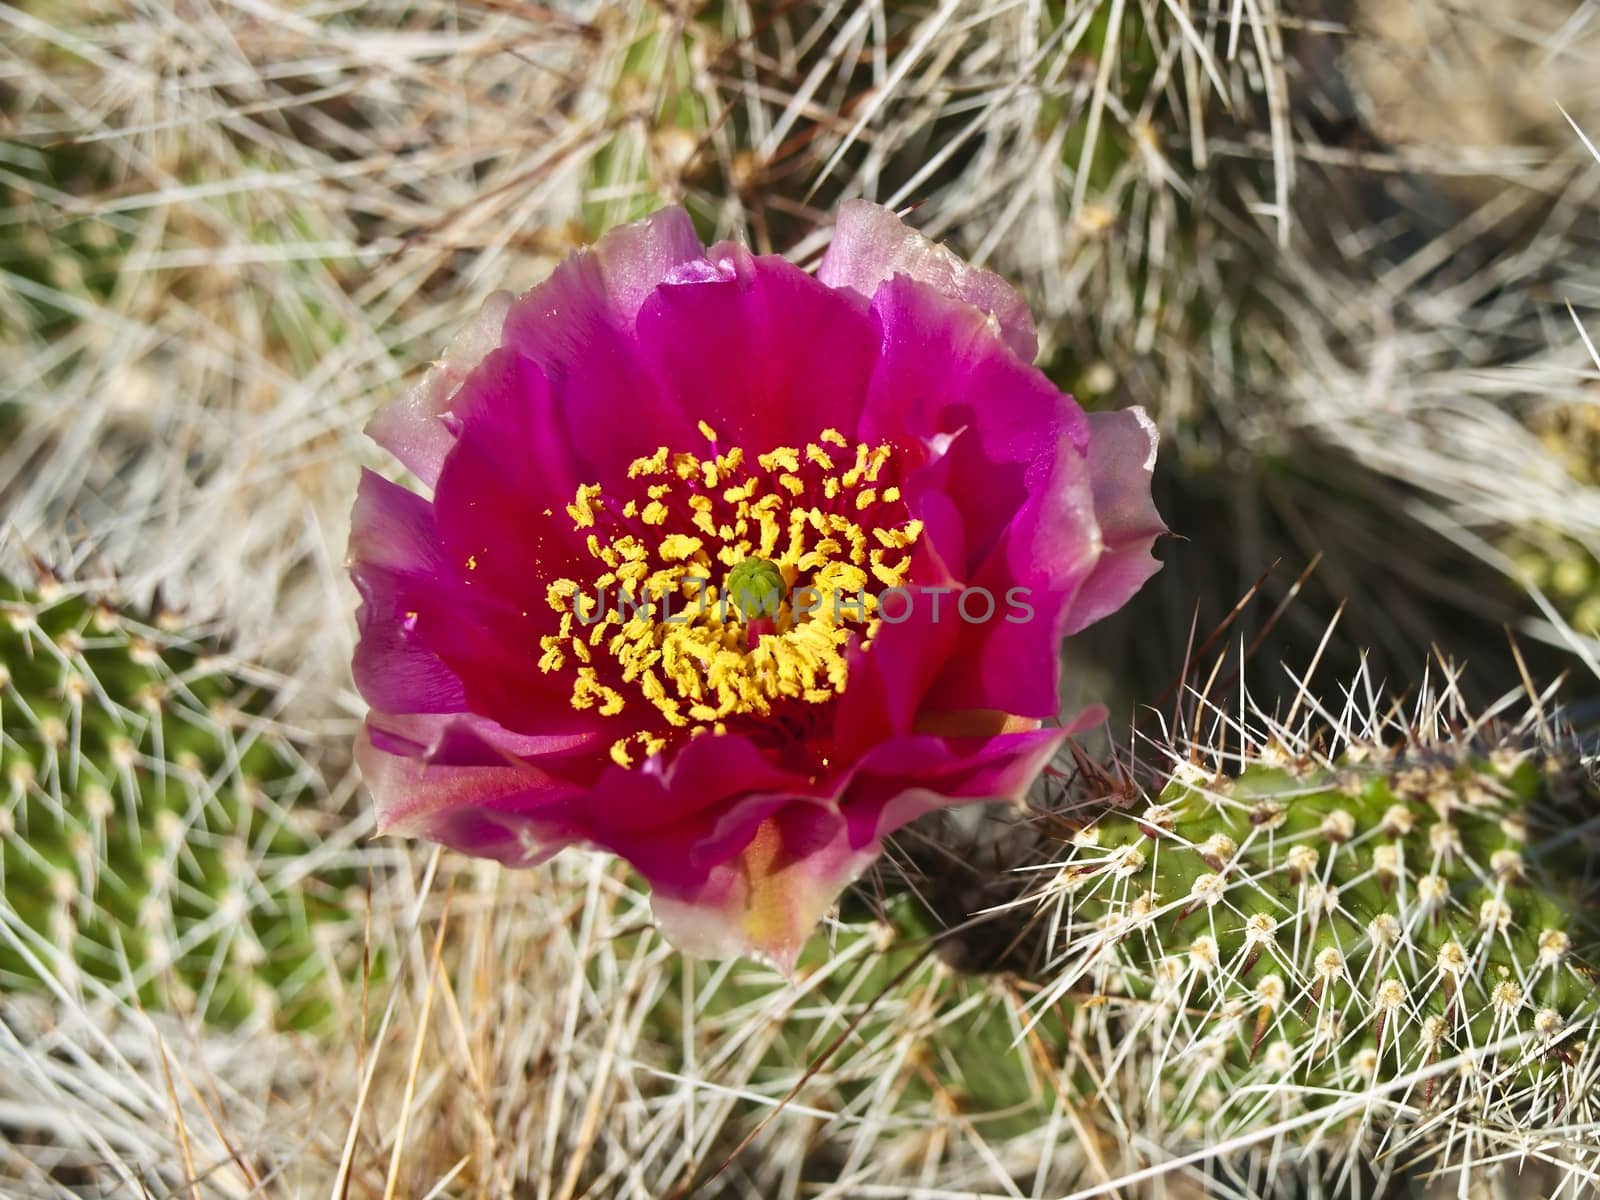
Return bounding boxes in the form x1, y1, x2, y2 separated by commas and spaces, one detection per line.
348, 469, 467, 713
818, 199, 1038, 362
432, 348, 591, 601
860, 274, 1098, 717
646, 727, 1065, 972
633, 244, 879, 450
841, 726, 1066, 846
366, 291, 512, 489
1061, 407, 1167, 635
831, 521, 965, 756
360, 714, 592, 865
369, 208, 705, 490
504, 206, 705, 367
500, 208, 710, 480
862, 275, 1084, 559
921, 429, 1101, 718
581, 730, 808, 840
649, 801, 874, 973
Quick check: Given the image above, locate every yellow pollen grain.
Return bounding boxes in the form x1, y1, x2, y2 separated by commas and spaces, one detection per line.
660, 534, 703, 562
855, 488, 877, 510
697, 420, 718, 443
566, 483, 603, 527
870, 551, 912, 588
537, 636, 565, 672
819, 428, 849, 448
628, 447, 669, 478
873, 520, 922, 549
842, 444, 871, 488
758, 447, 800, 473
805, 443, 834, 471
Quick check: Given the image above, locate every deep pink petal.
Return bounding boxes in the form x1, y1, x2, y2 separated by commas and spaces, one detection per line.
351, 564, 469, 714
349, 470, 468, 714
633, 245, 880, 450
432, 348, 589, 602
818, 200, 1037, 362
365, 711, 599, 766
504, 207, 704, 368
863, 275, 1084, 569
581, 731, 808, 839
841, 726, 1066, 846
648, 801, 873, 973
922, 431, 1101, 718
1061, 407, 1167, 635
503, 208, 706, 479
832, 515, 966, 756
856, 275, 1102, 717
408, 348, 633, 734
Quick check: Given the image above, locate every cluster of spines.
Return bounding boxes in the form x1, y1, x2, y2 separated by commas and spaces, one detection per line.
0, 579, 368, 1030
1019, 737, 1599, 1173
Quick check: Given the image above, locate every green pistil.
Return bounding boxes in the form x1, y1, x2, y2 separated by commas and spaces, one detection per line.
726, 557, 785, 621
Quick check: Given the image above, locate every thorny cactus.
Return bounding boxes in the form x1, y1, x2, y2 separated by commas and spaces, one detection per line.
475, 675, 1600, 1197
0, 578, 372, 1031
1022, 708, 1600, 1190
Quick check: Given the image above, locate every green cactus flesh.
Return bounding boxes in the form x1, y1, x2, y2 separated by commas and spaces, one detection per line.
0, 581, 368, 1030
1042, 747, 1600, 1138
635, 897, 1065, 1149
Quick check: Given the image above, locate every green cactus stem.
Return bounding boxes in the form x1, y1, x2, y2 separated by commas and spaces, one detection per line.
0, 578, 372, 1031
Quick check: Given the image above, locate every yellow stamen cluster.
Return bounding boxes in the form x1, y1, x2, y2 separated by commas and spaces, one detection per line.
535, 424, 921, 767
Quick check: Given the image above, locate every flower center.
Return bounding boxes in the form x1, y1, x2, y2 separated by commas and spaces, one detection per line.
538, 422, 921, 767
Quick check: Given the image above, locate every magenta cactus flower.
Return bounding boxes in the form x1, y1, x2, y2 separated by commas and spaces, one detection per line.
351, 201, 1165, 969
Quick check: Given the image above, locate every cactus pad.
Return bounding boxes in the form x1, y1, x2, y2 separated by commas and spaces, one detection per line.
0, 579, 369, 1030
1034, 741, 1600, 1157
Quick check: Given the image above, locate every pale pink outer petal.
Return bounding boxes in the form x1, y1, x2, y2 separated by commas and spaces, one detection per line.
1060, 407, 1168, 636
649, 800, 878, 974
649, 728, 1065, 974
817, 199, 1038, 362
503, 206, 706, 368
365, 291, 513, 488
361, 713, 595, 865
